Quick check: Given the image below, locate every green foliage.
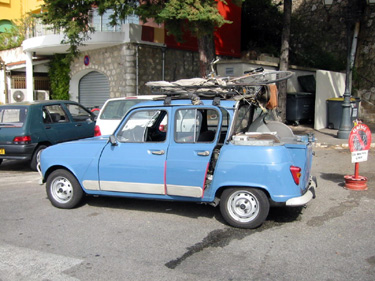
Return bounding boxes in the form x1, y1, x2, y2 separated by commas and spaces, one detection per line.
41, 0, 234, 55
0, 25, 23, 50
40, 0, 96, 55
138, 0, 231, 41
0, 15, 34, 51
241, 0, 283, 56
48, 54, 71, 100
289, 15, 346, 71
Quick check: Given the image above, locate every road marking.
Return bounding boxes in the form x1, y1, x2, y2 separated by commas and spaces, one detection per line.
0, 243, 82, 281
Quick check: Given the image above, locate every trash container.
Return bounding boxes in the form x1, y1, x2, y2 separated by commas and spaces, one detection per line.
326, 97, 360, 129
297, 75, 316, 93
286, 92, 315, 125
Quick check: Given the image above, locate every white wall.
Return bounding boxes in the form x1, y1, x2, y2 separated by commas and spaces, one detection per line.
0, 48, 26, 104
216, 60, 316, 94
314, 70, 346, 130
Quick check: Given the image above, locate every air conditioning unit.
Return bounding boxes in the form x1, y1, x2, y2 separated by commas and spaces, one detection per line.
10, 89, 27, 103
34, 90, 50, 101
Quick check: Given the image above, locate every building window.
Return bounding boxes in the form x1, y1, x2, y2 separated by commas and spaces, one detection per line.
89, 8, 139, 32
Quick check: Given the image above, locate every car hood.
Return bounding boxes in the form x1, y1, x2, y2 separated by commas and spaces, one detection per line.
40, 136, 109, 177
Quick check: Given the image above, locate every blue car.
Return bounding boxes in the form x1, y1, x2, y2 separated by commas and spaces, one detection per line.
39, 93, 316, 229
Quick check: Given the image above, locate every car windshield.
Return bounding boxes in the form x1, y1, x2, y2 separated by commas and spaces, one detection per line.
100, 100, 144, 120
0, 107, 28, 127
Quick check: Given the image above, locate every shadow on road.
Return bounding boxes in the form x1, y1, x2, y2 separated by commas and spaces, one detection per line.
0, 159, 34, 172
84, 195, 304, 226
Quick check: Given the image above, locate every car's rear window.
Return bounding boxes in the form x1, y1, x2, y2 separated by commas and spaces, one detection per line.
0, 107, 28, 127
100, 100, 144, 120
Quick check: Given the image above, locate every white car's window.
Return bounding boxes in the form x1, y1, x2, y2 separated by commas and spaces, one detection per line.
117, 110, 168, 143
100, 100, 144, 120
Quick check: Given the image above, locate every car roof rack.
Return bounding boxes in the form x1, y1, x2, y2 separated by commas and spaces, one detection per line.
149, 87, 248, 106
146, 70, 293, 106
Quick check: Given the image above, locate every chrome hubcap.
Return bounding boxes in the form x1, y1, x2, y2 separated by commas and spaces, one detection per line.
50, 176, 73, 203
227, 190, 259, 222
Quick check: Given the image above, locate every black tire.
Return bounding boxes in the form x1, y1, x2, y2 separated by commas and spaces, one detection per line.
0, 159, 2, 166
46, 169, 84, 209
30, 145, 47, 171
220, 187, 270, 229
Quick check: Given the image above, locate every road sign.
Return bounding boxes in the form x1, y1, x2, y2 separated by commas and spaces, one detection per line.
351, 150, 368, 163
349, 123, 372, 152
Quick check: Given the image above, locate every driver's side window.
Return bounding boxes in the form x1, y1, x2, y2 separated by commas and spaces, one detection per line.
117, 110, 167, 143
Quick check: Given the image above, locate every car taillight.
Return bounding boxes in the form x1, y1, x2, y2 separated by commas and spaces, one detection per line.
290, 166, 302, 185
94, 125, 101, 136
13, 136, 31, 144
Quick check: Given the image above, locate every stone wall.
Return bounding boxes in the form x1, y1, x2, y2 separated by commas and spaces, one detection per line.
70, 43, 200, 98
355, 4, 375, 123
289, 0, 375, 124
71, 45, 131, 98
138, 45, 200, 94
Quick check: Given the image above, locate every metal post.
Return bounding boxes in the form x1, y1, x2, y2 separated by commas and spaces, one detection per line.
337, 8, 355, 139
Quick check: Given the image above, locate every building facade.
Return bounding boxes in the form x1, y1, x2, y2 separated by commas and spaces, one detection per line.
1, 1, 241, 108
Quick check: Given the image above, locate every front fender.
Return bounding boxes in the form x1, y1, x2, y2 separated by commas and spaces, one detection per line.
40, 137, 108, 187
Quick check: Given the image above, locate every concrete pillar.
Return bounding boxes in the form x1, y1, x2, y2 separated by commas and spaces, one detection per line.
25, 51, 34, 101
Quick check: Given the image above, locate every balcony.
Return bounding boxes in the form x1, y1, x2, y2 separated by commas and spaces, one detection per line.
22, 9, 161, 56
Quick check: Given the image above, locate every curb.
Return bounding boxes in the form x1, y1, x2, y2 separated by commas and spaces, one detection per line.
314, 142, 375, 149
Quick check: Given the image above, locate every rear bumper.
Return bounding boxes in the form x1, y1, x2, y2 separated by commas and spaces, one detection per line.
286, 176, 317, 206
0, 143, 37, 161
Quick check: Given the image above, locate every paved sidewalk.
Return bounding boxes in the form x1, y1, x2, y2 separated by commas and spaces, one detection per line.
290, 123, 375, 149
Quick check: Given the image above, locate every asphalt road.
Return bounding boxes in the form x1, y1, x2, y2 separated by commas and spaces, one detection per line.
1, 147, 375, 281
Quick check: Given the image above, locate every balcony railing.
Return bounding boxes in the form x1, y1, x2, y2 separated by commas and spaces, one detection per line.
26, 9, 139, 39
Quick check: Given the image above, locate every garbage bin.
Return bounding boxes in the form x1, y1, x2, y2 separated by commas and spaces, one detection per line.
297, 75, 316, 93
286, 92, 315, 125
326, 97, 360, 129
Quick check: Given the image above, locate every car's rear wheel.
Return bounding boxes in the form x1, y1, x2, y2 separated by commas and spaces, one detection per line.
30, 145, 47, 171
220, 187, 269, 229
46, 169, 84, 209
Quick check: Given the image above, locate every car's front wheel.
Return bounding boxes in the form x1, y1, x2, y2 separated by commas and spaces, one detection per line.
46, 169, 84, 209
220, 187, 269, 229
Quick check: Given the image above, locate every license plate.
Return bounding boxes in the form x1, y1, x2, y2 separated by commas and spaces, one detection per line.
0, 148, 5, 155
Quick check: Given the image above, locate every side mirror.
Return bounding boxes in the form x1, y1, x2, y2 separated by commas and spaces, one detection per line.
109, 135, 118, 146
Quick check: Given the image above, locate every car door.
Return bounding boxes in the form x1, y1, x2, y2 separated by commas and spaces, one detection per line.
165, 107, 222, 198
42, 104, 77, 144
98, 108, 169, 195
63, 103, 96, 139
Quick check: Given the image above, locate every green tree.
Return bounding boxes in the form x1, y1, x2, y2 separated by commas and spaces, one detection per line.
241, 0, 282, 56
278, 0, 292, 122
41, 0, 238, 77
49, 54, 71, 100
0, 15, 34, 51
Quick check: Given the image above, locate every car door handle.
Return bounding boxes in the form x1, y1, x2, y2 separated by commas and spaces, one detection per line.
75, 124, 82, 127
150, 150, 165, 155
45, 126, 51, 129
197, 151, 210, 156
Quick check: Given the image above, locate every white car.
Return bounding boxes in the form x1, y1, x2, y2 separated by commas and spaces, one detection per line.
95, 95, 163, 135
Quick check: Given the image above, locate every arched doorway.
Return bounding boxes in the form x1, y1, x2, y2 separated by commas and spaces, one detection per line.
79, 71, 110, 109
